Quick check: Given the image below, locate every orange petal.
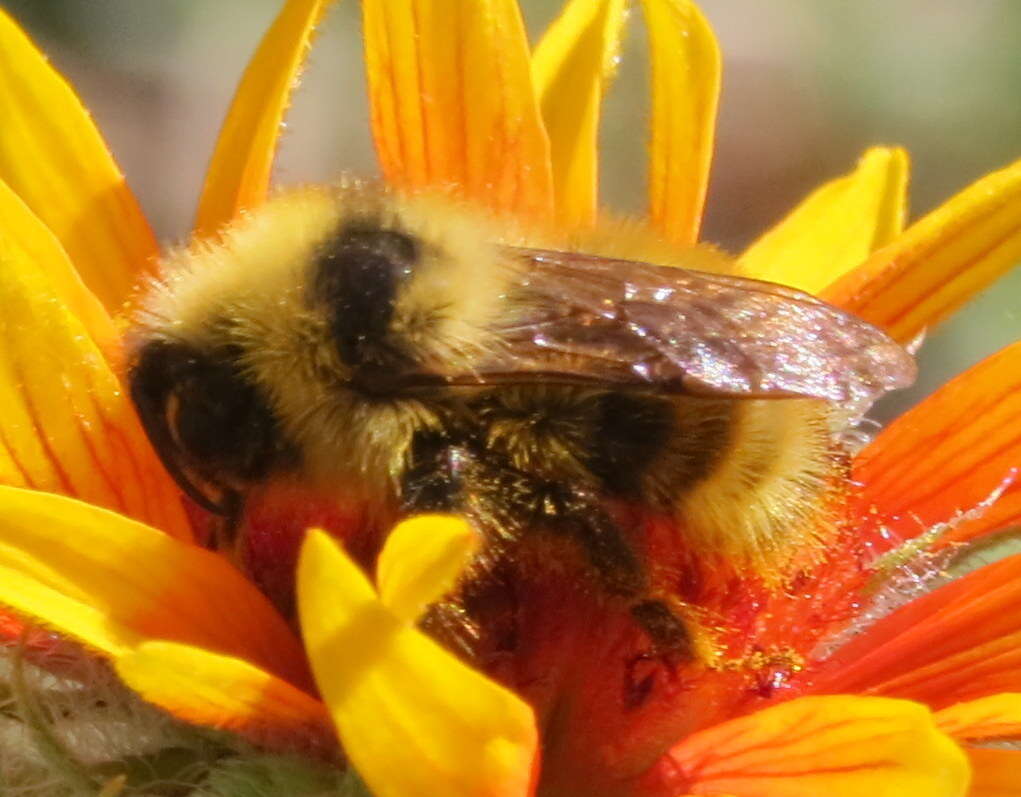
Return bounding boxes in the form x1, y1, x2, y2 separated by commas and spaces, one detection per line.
837, 632, 1021, 713
363, 0, 553, 221
642, 696, 969, 796
965, 748, 1021, 797
116, 641, 332, 751
822, 156, 1021, 342
0, 487, 311, 690
807, 555, 1021, 708
531, 0, 627, 228
0, 229, 191, 538
298, 529, 537, 797
375, 515, 478, 623
740, 148, 908, 293
194, 0, 334, 238
855, 343, 1021, 549
0, 9, 157, 312
642, 0, 720, 245
0, 177, 116, 354
936, 694, 1021, 742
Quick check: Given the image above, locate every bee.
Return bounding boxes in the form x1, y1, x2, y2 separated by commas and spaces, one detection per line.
127, 182, 915, 651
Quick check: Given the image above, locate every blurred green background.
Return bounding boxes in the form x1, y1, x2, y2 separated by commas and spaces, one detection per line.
2, 0, 1019, 420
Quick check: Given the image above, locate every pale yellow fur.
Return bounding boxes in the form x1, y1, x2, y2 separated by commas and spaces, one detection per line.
134, 183, 841, 566
135, 182, 511, 507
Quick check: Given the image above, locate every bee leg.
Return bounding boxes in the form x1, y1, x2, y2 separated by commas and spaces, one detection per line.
629, 599, 691, 652
209, 490, 245, 552
401, 436, 494, 658
541, 484, 690, 654
401, 435, 690, 654
401, 432, 470, 514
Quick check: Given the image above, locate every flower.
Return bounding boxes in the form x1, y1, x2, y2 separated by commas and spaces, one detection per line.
0, 1, 1019, 796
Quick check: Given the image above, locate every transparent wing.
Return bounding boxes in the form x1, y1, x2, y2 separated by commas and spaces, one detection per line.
471, 247, 916, 413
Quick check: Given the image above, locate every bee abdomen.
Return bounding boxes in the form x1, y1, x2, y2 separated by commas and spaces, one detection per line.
665, 398, 840, 568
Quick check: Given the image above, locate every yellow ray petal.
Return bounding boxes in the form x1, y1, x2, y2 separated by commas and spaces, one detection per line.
298, 529, 537, 797
822, 156, 1021, 342
0, 177, 117, 354
116, 642, 332, 750
194, 0, 334, 238
965, 748, 1021, 797
936, 694, 1021, 742
0, 487, 311, 690
740, 148, 909, 293
0, 9, 157, 312
531, 0, 627, 228
646, 696, 969, 796
375, 515, 479, 623
642, 0, 720, 245
363, 0, 553, 221
0, 233, 190, 539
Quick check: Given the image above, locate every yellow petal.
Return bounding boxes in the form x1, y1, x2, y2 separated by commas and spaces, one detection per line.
822, 156, 1021, 342
647, 696, 970, 797
0, 487, 311, 690
936, 694, 1021, 742
116, 641, 332, 749
298, 529, 537, 797
0, 233, 191, 539
0, 9, 157, 312
194, 0, 334, 238
642, 0, 720, 245
740, 147, 909, 293
0, 177, 116, 354
363, 0, 553, 221
376, 515, 479, 623
531, 0, 627, 228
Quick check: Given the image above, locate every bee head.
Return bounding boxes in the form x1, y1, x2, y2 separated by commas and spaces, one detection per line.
128, 336, 299, 514
127, 185, 509, 512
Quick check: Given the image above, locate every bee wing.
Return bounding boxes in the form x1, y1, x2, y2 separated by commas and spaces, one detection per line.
477, 247, 916, 412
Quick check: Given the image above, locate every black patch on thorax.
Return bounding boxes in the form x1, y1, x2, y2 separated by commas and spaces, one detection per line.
586, 392, 675, 496
310, 222, 420, 382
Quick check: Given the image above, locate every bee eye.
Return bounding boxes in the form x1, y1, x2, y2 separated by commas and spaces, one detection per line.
312, 225, 419, 368
129, 340, 291, 514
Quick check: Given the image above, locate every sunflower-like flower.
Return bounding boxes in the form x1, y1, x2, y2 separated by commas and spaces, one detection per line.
0, 1, 1020, 796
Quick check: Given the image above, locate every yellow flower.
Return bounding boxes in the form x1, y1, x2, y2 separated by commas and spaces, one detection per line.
0, 1, 1019, 796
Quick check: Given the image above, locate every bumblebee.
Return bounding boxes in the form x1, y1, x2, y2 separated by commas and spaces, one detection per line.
127, 182, 915, 649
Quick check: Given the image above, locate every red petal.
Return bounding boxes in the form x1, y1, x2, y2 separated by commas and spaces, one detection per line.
807, 554, 1021, 709
965, 748, 1021, 796
854, 343, 1021, 549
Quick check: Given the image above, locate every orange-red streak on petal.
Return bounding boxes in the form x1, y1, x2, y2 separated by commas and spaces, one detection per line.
0, 235, 191, 539
363, 0, 553, 221
807, 555, 1021, 709
0, 487, 311, 690
854, 343, 1021, 549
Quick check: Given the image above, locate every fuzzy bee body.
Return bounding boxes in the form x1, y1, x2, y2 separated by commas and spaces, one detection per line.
128, 182, 914, 648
